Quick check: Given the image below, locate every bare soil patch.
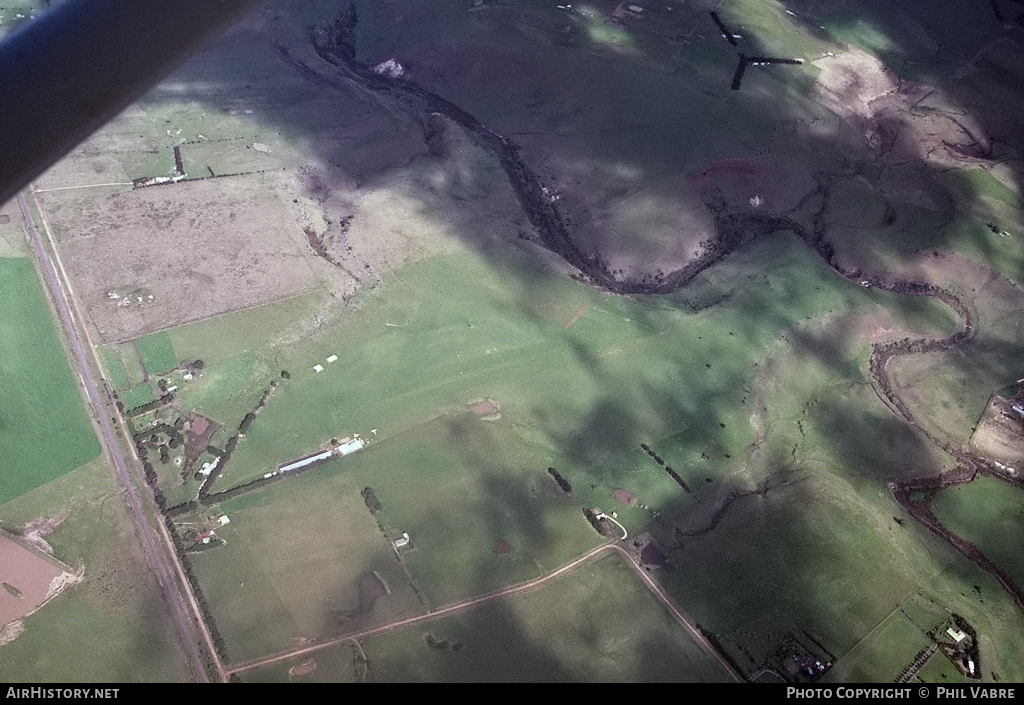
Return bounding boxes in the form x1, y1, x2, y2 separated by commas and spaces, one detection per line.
470, 398, 501, 420
688, 153, 817, 219
0, 534, 75, 627
288, 659, 316, 678
970, 396, 1024, 466
811, 46, 992, 171
612, 488, 635, 506
185, 413, 219, 459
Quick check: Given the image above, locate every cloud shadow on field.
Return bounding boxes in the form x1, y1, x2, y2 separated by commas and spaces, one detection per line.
19, 0, 1024, 681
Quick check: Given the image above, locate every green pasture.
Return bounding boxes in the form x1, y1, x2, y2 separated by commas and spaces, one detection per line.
135, 331, 177, 376
211, 232, 958, 493
360, 552, 735, 682
931, 475, 1024, 591
812, 172, 1024, 296
119, 383, 157, 411
246, 552, 734, 682
886, 277, 1024, 450
343, 416, 603, 607
644, 309, 961, 677
940, 217, 1024, 290
717, 0, 842, 59
823, 607, 933, 682
0, 258, 99, 504
916, 651, 967, 684
924, 563, 1024, 682
115, 341, 147, 385
159, 225, 987, 676
178, 138, 284, 178
99, 346, 132, 390
188, 470, 423, 663
656, 468, 930, 675
0, 458, 189, 682
164, 292, 326, 367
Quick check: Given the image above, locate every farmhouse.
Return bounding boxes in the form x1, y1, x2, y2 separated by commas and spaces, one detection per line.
611, 2, 644, 21
198, 456, 220, 477
394, 532, 410, 549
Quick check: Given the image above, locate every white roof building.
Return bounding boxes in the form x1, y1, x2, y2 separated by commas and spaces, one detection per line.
279, 449, 333, 473
337, 438, 365, 456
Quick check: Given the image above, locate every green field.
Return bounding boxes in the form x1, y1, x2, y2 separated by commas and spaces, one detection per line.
206, 234, 958, 493
0, 458, 189, 682
916, 650, 968, 684
99, 346, 132, 391
187, 469, 424, 663
824, 607, 934, 683
340, 416, 604, 607
161, 226, 986, 674
0, 258, 100, 504
135, 331, 178, 376
119, 383, 157, 411
931, 476, 1024, 591
245, 552, 734, 682
115, 341, 147, 386
4, 0, 1022, 682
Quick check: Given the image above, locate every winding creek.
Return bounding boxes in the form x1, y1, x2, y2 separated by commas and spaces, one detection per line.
288, 11, 1024, 614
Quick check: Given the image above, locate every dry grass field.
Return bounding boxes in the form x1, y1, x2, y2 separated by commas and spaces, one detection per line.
971, 396, 1024, 467
36, 173, 321, 343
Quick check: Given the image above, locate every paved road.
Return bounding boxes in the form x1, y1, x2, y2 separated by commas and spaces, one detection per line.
18, 192, 214, 681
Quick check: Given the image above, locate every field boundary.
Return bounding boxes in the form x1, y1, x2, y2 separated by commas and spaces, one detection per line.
223, 539, 742, 681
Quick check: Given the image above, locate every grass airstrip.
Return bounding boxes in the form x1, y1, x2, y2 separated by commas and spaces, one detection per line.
145, 227, 1018, 677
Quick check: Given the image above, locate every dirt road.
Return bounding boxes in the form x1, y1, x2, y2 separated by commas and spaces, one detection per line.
225, 538, 741, 681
